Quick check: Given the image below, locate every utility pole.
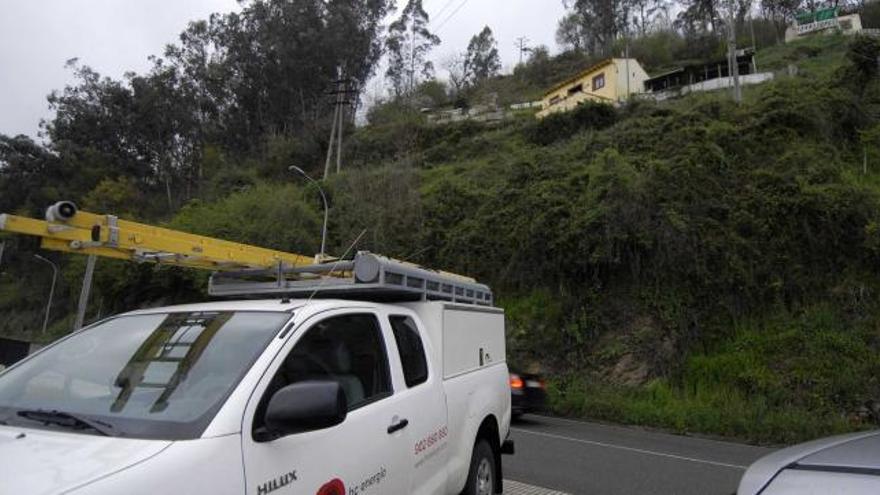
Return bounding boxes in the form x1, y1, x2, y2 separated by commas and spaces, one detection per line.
515, 37, 530, 65
337, 98, 344, 175
323, 96, 340, 180
73, 255, 96, 331
624, 30, 631, 99
410, 17, 417, 94
749, 15, 757, 50
727, 2, 742, 104
0, 241, 5, 268
323, 68, 357, 179
34, 254, 58, 335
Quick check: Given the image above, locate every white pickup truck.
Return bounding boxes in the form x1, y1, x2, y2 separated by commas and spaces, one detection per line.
0, 298, 512, 495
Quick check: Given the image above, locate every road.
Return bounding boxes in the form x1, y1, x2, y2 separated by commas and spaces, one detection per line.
504, 415, 775, 495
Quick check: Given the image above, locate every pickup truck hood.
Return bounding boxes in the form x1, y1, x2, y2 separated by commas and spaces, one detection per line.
0, 425, 171, 494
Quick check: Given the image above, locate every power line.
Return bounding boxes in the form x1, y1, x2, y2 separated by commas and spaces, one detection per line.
434, 0, 469, 31
431, 0, 457, 22
435, 0, 468, 30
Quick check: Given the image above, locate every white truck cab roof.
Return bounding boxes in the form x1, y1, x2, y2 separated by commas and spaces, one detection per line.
123, 298, 339, 315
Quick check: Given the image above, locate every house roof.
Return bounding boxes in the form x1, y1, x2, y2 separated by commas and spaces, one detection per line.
644, 49, 756, 84
644, 67, 685, 82
796, 7, 838, 24
543, 58, 615, 97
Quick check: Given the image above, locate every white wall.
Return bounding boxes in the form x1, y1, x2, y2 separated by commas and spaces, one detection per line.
643, 72, 775, 102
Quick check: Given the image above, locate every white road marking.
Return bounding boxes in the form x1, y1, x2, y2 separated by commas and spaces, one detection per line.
535, 415, 758, 450
504, 479, 572, 495
511, 428, 748, 470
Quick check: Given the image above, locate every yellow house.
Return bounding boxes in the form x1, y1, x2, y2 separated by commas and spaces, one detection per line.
537, 58, 649, 118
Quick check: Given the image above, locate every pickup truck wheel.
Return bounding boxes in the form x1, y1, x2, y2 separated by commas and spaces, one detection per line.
462, 439, 495, 495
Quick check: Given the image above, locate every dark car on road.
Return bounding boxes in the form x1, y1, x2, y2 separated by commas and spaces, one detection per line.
510, 371, 546, 418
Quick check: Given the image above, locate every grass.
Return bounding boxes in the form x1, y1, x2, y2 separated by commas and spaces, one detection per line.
548, 377, 856, 445
547, 305, 880, 445
755, 33, 850, 77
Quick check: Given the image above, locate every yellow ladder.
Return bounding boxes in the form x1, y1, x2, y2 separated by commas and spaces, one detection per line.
0, 201, 493, 305
0, 201, 315, 271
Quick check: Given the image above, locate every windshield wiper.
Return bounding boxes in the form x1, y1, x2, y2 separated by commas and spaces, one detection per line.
16, 409, 116, 436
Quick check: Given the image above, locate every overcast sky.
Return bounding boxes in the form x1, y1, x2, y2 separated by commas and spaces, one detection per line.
0, 0, 566, 139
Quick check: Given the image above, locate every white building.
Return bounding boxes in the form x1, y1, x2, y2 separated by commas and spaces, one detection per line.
785, 8, 863, 42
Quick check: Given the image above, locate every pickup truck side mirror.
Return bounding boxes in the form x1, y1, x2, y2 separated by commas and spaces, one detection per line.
264, 380, 347, 438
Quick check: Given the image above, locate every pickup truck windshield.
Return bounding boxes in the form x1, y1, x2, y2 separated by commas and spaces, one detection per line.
0, 311, 290, 440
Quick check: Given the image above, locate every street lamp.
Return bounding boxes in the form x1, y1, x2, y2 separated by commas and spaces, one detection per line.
34, 254, 58, 335
289, 165, 329, 260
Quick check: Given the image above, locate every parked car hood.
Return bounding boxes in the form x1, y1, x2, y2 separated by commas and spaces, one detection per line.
0, 425, 171, 494
738, 430, 880, 495
796, 431, 880, 470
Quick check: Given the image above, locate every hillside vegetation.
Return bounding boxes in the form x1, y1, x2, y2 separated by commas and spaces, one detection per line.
343, 34, 880, 443
3, 29, 880, 443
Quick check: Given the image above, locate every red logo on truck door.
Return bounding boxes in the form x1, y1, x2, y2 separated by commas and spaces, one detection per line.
316, 479, 345, 495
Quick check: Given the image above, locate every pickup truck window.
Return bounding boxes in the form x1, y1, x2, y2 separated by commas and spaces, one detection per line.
389, 315, 428, 387
253, 313, 392, 435
0, 311, 289, 440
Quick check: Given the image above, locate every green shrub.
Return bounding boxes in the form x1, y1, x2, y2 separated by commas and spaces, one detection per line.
170, 184, 321, 253
523, 101, 617, 146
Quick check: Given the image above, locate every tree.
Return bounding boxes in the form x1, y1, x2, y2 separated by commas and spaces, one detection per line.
560, 0, 633, 56
557, 12, 589, 52
675, 0, 721, 34
760, 0, 802, 40
512, 45, 555, 87
82, 177, 143, 217
38, 0, 395, 210
630, 0, 670, 35
845, 35, 880, 94
385, 0, 441, 96
0, 134, 70, 215
127, 61, 202, 210
443, 52, 471, 95
558, 0, 672, 52
163, 18, 226, 154
202, 0, 393, 149
45, 63, 141, 176
43, 63, 160, 210
414, 80, 449, 107
45, 60, 201, 212
464, 26, 501, 84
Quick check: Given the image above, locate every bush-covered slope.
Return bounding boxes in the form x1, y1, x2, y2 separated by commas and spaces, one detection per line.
339, 36, 880, 443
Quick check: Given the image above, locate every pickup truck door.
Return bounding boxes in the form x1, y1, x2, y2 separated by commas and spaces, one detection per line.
384, 313, 450, 495
241, 311, 409, 495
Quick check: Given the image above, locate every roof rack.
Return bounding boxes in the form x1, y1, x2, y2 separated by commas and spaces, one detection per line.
208, 251, 494, 306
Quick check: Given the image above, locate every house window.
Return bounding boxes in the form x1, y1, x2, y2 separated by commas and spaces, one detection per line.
567, 83, 583, 95
549, 95, 561, 105
592, 73, 605, 91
